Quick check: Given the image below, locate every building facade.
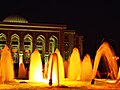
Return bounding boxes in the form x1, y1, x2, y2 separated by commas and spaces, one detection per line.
0, 15, 84, 72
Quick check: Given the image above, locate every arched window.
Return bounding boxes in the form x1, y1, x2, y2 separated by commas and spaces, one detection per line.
0, 33, 7, 58
49, 35, 58, 54
24, 34, 33, 63
11, 34, 20, 63
36, 35, 45, 59
0, 33, 7, 50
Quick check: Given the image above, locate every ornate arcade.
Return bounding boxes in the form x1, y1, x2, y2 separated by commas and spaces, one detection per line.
0, 15, 84, 66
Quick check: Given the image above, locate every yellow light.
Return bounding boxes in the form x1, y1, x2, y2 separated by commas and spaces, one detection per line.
29, 49, 43, 82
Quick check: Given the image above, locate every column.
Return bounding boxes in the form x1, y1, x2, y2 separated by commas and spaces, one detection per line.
45, 33, 49, 53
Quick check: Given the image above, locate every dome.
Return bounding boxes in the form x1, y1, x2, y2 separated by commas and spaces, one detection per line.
3, 15, 28, 23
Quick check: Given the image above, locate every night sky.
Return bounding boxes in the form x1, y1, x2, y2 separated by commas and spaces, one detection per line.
0, 0, 120, 59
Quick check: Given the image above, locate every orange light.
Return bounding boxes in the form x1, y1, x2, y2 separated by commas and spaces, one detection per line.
12, 49, 17, 53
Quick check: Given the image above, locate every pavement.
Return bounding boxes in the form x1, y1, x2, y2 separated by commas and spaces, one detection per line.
0, 79, 120, 90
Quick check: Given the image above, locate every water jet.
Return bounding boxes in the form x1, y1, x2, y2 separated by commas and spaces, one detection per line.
29, 49, 43, 82
0, 45, 14, 83
0, 41, 119, 89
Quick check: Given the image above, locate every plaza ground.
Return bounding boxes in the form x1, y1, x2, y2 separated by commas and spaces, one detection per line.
0, 79, 120, 90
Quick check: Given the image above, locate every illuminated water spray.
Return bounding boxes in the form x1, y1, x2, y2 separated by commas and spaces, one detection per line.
67, 47, 82, 80
92, 42, 118, 81
67, 48, 92, 81
0, 41, 119, 87
29, 49, 43, 82
18, 63, 26, 79
48, 48, 65, 86
0, 45, 14, 82
55, 48, 65, 80
81, 54, 92, 81
64, 56, 71, 78
48, 53, 59, 86
117, 67, 120, 81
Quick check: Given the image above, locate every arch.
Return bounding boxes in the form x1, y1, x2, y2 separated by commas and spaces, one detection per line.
49, 35, 58, 54
24, 34, 33, 53
11, 33, 20, 50
24, 34, 33, 63
92, 42, 118, 80
11, 34, 20, 63
0, 33, 7, 50
36, 35, 46, 58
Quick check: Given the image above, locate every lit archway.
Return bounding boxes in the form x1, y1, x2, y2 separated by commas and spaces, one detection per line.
49, 35, 58, 54
0, 33, 7, 57
11, 34, 20, 63
36, 35, 45, 59
24, 34, 33, 63
0, 33, 7, 50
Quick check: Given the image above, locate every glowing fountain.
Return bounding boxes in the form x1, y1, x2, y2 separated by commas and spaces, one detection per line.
0, 45, 14, 83
92, 42, 118, 83
29, 49, 43, 82
18, 63, 27, 79
81, 54, 92, 81
48, 53, 59, 86
66, 48, 93, 81
0, 41, 120, 89
63, 56, 70, 78
67, 47, 82, 80
54, 48, 65, 80
47, 48, 65, 86
64, 56, 71, 78
115, 67, 120, 83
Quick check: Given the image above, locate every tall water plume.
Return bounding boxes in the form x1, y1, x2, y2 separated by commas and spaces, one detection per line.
47, 48, 65, 86
81, 54, 92, 81
67, 47, 82, 80
55, 48, 65, 80
18, 63, 26, 79
29, 49, 43, 82
0, 45, 14, 82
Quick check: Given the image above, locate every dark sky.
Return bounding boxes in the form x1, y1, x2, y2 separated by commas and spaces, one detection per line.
0, 0, 120, 58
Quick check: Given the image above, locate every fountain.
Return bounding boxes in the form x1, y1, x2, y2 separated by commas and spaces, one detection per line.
54, 48, 65, 80
48, 53, 59, 86
63, 56, 71, 78
0, 41, 120, 89
18, 63, 27, 79
66, 48, 93, 81
47, 48, 65, 86
67, 47, 82, 80
116, 67, 120, 82
29, 49, 43, 82
92, 42, 118, 81
81, 54, 92, 81
0, 45, 14, 83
